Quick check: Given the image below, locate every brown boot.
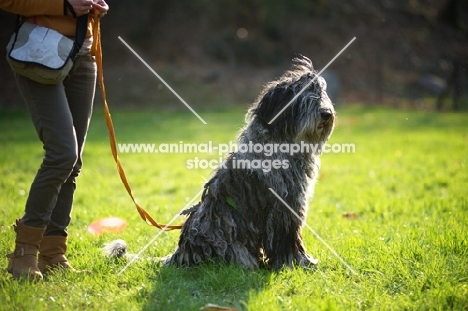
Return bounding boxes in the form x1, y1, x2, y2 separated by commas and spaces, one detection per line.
6, 219, 45, 281
38, 236, 77, 273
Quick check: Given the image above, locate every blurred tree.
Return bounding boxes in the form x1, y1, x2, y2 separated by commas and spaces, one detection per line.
439, 0, 465, 31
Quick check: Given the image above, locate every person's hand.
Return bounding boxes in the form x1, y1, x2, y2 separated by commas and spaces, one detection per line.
67, 0, 94, 16
92, 0, 109, 18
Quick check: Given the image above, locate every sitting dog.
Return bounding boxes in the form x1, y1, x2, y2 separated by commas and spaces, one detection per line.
165, 55, 335, 270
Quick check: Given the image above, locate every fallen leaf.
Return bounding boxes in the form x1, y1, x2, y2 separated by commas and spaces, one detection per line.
342, 212, 358, 219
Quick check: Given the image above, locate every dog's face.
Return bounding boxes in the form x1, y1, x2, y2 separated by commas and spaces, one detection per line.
248, 56, 335, 145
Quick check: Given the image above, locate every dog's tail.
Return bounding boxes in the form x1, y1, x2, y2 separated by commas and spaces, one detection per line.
102, 239, 164, 264
102, 239, 128, 258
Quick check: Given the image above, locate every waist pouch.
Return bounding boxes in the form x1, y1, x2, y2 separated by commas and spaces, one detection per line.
6, 15, 88, 84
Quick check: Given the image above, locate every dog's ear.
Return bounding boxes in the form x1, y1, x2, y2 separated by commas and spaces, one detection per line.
250, 84, 299, 138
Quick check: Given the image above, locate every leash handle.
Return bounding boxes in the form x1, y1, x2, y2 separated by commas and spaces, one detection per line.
91, 12, 182, 230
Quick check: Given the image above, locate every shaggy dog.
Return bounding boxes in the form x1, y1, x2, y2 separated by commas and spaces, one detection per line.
165, 56, 335, 270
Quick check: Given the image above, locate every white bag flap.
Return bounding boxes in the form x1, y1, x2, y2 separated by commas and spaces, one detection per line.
9, 22, 74, 69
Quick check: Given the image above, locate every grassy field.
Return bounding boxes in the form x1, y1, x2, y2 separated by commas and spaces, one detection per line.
0, 105, 467, 310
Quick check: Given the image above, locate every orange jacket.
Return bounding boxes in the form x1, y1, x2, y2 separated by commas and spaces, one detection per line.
0, 0, 92, 37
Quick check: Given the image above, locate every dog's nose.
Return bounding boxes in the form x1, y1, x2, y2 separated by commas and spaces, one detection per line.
320, 110, 332, 121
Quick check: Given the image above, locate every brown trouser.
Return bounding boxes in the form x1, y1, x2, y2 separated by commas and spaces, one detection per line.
15, 48, 96, 236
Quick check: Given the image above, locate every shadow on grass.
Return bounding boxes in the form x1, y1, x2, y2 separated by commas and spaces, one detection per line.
142, 263, 271, 311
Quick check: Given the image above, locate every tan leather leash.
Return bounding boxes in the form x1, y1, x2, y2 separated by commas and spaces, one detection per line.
90, 12, 183, 230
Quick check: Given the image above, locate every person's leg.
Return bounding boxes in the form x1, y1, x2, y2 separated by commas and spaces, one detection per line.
38, 51, 97, 273
44, 53, 97, 237
7, 74, 78, 280
18, 76, 78, 227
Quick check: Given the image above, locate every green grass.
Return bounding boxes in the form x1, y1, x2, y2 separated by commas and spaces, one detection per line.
0, 105, 467, 310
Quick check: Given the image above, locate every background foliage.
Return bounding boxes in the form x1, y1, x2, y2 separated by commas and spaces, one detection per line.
0, 0, 467, 110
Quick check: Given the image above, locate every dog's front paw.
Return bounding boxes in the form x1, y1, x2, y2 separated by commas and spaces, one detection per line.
160, 254, 172, 266
267, 252, 318, 270
294, 252, 319, 269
